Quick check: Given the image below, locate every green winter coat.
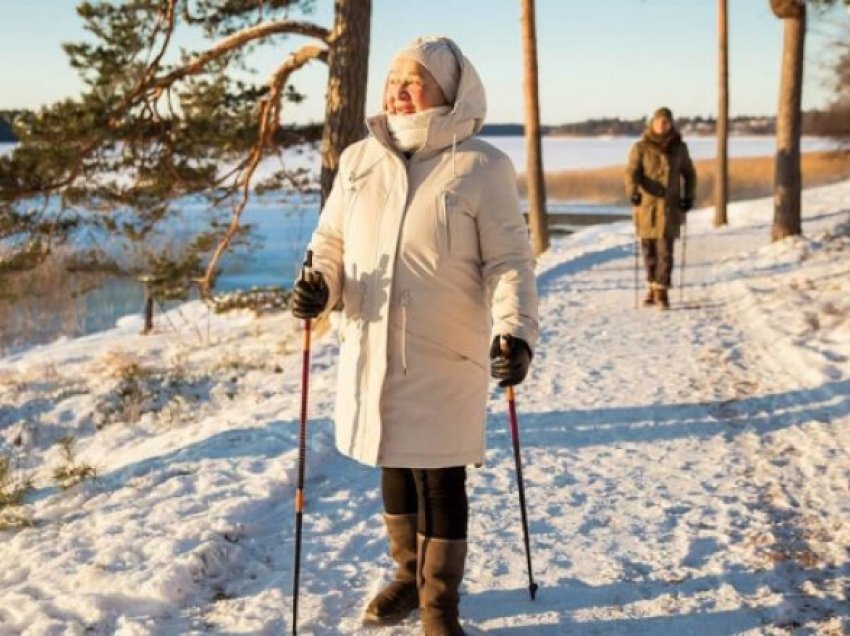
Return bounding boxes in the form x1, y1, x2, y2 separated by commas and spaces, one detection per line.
625, 130, 697, 240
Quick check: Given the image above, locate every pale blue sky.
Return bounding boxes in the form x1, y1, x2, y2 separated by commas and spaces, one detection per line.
0, 0, 847, 124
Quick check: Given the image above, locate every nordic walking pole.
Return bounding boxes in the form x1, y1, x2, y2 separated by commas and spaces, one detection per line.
292, 249, 314, 635
500, 336, 539, 601
634, 238, 639, 309
679, 219, 688, 304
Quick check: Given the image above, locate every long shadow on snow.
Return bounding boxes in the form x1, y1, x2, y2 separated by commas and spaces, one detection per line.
486, 379, 850, 450
466, 560, 849, 633
466, 494, 850, 634
27, 415, 390, 633
537, 244, 634, 293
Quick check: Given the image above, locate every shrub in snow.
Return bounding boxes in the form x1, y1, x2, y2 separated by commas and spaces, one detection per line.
92, 360, 217, 429
0, 454, 33, 530
51, 436, 96, 490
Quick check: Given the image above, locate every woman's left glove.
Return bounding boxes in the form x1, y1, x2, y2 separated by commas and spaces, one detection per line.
679, 198, 693, 212
290, 271, 329, 319
490, 335, 532, 387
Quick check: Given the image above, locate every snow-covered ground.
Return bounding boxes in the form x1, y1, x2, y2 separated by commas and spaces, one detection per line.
1, 181, 849, 634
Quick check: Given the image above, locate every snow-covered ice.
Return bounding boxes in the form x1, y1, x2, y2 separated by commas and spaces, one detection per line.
1, 181, 849, 634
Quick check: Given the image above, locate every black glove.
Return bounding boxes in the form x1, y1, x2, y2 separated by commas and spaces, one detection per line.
630, 191, 642, 206
490, 335, 532, 388
679, 198, 693, 212
290, 270, 329, 319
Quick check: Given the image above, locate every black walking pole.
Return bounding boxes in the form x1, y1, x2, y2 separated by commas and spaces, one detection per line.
501, 337, 539, 601
292, 250, 314, 635
680, 219, 688, 304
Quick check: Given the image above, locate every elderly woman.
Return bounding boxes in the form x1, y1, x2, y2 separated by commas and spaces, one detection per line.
291, 36, 538, 635
625, 107, 697, 309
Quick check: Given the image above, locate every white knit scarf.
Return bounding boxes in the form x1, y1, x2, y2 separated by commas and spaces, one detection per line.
385, 106, 451, 153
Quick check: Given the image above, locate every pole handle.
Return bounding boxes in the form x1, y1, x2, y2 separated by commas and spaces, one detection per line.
301, 249, 314, 283
500, 335, 511, 357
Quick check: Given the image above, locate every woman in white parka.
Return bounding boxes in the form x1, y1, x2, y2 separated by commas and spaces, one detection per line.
291, 36, 539, 635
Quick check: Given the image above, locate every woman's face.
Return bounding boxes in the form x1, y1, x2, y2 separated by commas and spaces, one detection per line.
651, 115, 672, 136
385, 58, 448, 115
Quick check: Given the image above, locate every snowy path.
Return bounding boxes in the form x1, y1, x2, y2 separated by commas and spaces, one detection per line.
464, 205, 850, 634
1, 184, 849, 634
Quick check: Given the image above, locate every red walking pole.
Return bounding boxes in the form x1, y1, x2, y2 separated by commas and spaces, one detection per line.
292, 250, 314, 635
501, 337, 539, 601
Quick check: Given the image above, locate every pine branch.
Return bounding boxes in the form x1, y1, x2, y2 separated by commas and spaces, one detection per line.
199, 41, 327, 296
153, 19, 330, 90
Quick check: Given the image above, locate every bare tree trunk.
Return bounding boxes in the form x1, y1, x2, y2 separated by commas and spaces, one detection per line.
715, 0, 729, 227
772, 2, 806, 241
319, 0, 371, 208
520, 0, 550, 256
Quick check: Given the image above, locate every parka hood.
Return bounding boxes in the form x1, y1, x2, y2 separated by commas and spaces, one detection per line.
367, 37, 487, 157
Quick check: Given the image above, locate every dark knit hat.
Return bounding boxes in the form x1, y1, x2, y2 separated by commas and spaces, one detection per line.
652, 107, 674, 122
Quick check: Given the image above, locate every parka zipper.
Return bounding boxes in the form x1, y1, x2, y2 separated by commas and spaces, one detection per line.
400, 291, 411, 375
344, 174, 360, 237
439, 191, 451, 253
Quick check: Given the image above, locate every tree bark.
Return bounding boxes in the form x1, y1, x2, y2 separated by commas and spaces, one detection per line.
715, 0, 729, 227
772, 3, 806, 241
319, 0, 371, 208
520, 0, 550, 256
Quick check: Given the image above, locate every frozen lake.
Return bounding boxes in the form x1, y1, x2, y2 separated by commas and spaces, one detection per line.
484, 134, 838, 172
0, 135, 839, 349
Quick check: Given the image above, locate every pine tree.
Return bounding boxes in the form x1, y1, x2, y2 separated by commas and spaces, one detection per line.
769, 0, 847, 241
0, 1, 371, 297
715, 0, 729, 227
520, 0, 549, 256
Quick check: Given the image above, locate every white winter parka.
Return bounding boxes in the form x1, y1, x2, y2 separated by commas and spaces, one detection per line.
308, 48, 538, 468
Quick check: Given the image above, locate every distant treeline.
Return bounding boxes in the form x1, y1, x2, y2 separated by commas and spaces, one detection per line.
2, 110, 847, 143
486, 112, 850, 138
0, 110, 324, 145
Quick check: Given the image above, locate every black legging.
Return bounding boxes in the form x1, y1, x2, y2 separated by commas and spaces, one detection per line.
381, 466, 468, 540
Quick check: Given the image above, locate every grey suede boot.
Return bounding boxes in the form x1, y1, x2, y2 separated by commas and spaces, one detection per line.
362, 514, 420, 626
418, 535, 467, 636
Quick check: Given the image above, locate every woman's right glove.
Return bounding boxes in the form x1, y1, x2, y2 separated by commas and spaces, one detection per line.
490, 335, 532, 387
290, 271, 329, 319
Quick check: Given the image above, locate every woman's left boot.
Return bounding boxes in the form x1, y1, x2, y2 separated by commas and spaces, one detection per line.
418, 535, 467, 636
362, 513, 420, 626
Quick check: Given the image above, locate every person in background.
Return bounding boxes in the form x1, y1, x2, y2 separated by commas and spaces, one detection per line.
626, 107, 697, 309
290, 36, 538, 636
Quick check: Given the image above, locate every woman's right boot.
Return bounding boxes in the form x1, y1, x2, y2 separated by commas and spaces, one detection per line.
656, 287, 670, 309
362, 513, 420, 626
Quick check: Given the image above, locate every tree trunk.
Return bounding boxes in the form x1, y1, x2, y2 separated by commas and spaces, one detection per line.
715, 0, 729, 227
772, 4, 806, 241
520, 0, 550, 256
319, 0, 371, 208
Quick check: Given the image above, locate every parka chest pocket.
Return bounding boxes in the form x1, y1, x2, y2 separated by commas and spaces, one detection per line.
436, 191, 481, 262
343, 170, 387, 242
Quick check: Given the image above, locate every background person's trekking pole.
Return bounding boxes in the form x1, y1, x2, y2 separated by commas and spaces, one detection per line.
292, 249, 314, 635
634, 238, 639, 309
500, 337, 539, 601
680, 220, 688, 304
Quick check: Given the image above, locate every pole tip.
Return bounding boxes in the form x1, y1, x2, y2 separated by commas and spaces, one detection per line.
529, 581, 539, 600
